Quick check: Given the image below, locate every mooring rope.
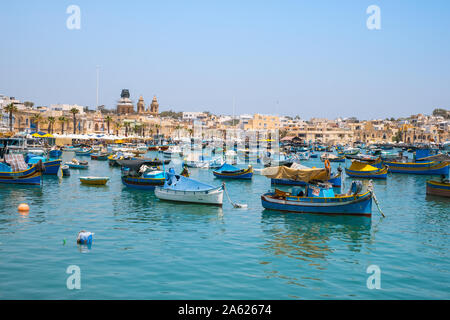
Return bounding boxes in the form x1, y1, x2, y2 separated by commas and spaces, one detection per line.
222, 183, 248, 208
368, 180, 385, 217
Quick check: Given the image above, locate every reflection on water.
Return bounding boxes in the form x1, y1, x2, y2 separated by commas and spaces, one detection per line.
261, 211, 371, 262
114, 187, 224, 225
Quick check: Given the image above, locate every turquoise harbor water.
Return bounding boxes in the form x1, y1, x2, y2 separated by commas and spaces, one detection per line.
0, 151, 448, 299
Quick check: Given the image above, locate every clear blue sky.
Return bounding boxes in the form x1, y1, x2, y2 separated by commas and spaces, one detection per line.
1, 0, 449, 120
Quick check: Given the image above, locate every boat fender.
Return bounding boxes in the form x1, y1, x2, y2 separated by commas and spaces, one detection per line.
324, 160, 331, 171
77, 231, 94, 244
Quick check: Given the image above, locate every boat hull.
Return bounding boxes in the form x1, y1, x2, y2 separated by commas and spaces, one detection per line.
0, 165, 42, 185
121, 176, 165, 190
426, 180, 450, 197
80, 178, 109, 185
261, 192, 372, 216
154, 186, 224, 205
43, 159, 62, 175
383, 161, 449, 175
345, 166, 388, 179
213, 167, 253, 179
271, 173, 342, 188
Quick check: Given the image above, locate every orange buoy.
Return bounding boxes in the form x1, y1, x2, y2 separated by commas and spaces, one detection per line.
18, 203, 30, 213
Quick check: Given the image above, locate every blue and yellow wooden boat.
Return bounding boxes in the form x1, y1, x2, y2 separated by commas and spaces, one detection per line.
91, 153, 109, 161
383, 160, 449, 175
345, 161, 388, 179
75, 148, 93, 156
25, 154, 62, 175
0, 155, 42, 185
213, 163, 253, 179
272, 170, 342, 187
426, 180, 450, 197
122, 170, 166, 190
261, 181, 373, 217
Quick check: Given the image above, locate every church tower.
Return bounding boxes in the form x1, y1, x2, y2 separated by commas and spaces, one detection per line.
149, 96, 159, 116
137, 96, 145, 114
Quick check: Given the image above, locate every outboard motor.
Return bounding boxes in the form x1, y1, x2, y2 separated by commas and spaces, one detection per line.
349, 180, 363, 195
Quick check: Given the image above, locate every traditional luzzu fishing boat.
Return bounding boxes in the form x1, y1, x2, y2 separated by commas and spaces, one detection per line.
426, 179, 450, 197
213, 163, 253, 179
345, 161, 388, 179
119, 160, 167, 190
25, 150, 62, 175
260, 166, 373, 216
320, 153, 345, 162
155, 169, 224, 205
0, 154, 43, 185
75, 147, 93, 156
269, 163, 342, 187
79, 176, 110, 185
91, 152, 109, 160
383, 152, 449, 175
65, 159, 89, 169
343, 147, 360, 156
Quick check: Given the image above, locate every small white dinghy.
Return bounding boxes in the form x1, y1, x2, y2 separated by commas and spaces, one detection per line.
155, 169, 223, 205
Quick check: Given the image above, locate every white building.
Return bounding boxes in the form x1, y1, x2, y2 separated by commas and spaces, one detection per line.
49, 104, 85, 115
182, 112, 207, 120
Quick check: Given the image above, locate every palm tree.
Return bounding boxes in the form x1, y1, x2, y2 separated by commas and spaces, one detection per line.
70, 108, 79, 134
3, 103, 17, 132
105, 116, 112, 135
114, 122, 122, 136
23, 101, 34, 109
141, 123, 147, 138
47, 117, 56, 134
31, 113, 43, 131
175, 124, 182, 139
58, 116, 68, 134
155, 124, 161, 137
124, 122, 130, 137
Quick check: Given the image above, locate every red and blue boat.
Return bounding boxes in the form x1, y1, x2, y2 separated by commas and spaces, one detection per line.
426, 180, 450, 198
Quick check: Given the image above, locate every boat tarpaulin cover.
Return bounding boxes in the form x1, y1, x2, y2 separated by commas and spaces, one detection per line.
348, 161, 379, 171
417, 154, 450, 163
5, 154, 29, 172
165, 171, 218, 191
261, 165, 330, 182
215, 163, 241, 173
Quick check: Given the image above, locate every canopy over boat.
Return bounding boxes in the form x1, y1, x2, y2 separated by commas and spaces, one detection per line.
416, 154, 450, 163
261, 165, 330, 182
117, 159, 168, 170
214, 163, 241, 173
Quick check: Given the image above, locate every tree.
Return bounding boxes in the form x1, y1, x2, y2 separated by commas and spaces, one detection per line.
432, 108, 449, 119
23, 101, 34, 109
114, 122, 122, 136
58, 116, 68, 134
105, 116, 112, 135
174, 124, 182, 138
155, 124, 161, 136
124, 122, 130, 137
47, 116, 56, 134
3, 103, 17, 132
70, 108, 79, 134
31, 113, 43, 131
